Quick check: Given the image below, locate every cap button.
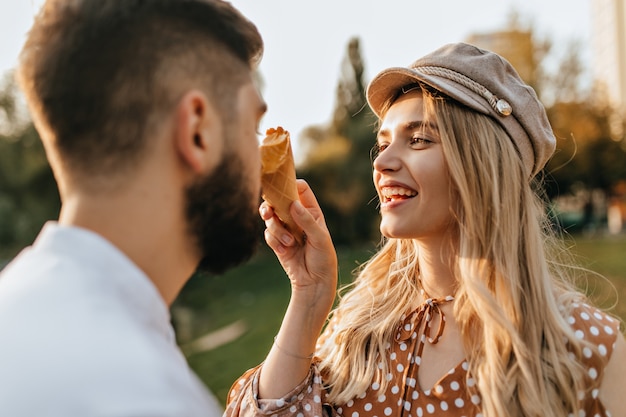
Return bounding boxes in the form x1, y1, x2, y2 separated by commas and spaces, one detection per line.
496, 99, 512, 116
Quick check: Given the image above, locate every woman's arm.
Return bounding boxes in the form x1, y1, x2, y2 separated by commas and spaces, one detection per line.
258, 179, 338, 399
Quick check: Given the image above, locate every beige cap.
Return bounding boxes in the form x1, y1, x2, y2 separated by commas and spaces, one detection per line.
366, 43, 556, 177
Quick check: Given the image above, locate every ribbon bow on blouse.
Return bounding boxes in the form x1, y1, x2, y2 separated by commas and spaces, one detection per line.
395, 294, 455, 344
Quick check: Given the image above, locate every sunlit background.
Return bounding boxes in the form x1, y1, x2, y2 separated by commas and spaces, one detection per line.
0, 0, 625, 407
0, 0, 600, 159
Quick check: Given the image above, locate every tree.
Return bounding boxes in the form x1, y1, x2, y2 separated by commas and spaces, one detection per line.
298, 38, 379, 245
0, 73, 60, 259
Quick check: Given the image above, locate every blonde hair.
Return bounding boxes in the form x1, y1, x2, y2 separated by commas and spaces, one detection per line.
317, 88, 599, 416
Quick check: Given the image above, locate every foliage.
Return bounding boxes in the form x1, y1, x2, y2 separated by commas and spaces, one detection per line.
298, 38, 380, 245
0, 73, 60, 258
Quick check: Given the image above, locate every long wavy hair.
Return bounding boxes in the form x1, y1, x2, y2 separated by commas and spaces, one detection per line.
317, 87, 601, 416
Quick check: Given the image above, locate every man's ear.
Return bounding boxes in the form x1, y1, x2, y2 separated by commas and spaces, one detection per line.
173, 90, 223, 175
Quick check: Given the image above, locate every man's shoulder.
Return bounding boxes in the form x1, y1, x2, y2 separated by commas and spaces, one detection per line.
0, 262, 220, 416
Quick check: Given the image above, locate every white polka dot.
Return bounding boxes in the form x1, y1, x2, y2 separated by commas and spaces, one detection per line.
352, 412, 359, 417
583, 347, 592, 358
378, 395, 386, 403
434, 385, 444, 394
314, 376, 322, 384
385, 373, 393, 381
455, 398, 464, 408
337, 408, 343, 415
416, 407, 423, 417
404, 323, 412, 331
604, 325, 614, 335
289, 406, 297, 413
412, 390, 419, 400
404, 401, 411, 411
276, 399, 285, 407
580, 312, 590, 320
305, 404, 312, 411
346, 400, 354, 407
364, 403, 373, 411
594, 311, 603, 320
407, 377, 416, 388
589, 367, 598, 379
390, 352, 397, 360
314, 395, 321, 403
415, 356, 421, 365
575, 330, 585, 339
440, 401, 448, 411
397, 364, 404, 372
590, 326, 600, 336
378, 362, 384, 370
461, 361, 469, 371
592, 389, 599, 399
358, 391, 366, 399
467, 377, 476, 387
599, 344, 608, 356
450, 381, 460, 391
578, 410, 585, 417
471, 395, 481, 405
391, 386, 400, 394
384, 407, 393, 416
400, 342, 408, 351
567, 316, 576, 324
426, 404, 435, 414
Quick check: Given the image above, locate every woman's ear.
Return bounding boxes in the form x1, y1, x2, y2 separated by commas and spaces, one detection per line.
173, 90, 224, 175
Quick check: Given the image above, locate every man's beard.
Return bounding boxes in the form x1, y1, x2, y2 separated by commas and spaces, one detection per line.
185, 153, 262, 275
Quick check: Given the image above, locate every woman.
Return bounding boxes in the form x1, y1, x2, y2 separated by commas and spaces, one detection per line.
225, 43, 626, 417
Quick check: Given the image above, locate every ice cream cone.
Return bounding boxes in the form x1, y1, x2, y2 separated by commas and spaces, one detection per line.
260, 127, 305, 245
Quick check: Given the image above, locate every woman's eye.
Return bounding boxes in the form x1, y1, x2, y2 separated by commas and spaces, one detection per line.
410, 135, 432, 146
370, 143, 387, 161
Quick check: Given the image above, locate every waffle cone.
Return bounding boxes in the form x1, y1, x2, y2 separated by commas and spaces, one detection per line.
260, 127, 305, 245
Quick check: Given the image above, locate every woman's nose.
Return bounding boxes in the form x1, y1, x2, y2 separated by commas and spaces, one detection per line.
373, 141, 402, 173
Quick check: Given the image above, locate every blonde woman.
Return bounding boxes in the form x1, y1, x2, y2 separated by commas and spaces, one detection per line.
225, 43, 626, 417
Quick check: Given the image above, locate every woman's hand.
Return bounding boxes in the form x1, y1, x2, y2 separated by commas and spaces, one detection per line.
258, 179, 338, 399
260, 179, 337, 312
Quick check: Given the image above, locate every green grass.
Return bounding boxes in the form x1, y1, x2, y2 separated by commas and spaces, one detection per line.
176, 236, 626, 406
175, 244, 376, 403
564, 235, 626, 319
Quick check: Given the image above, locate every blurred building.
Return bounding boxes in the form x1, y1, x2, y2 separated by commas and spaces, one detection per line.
591, 0, 626, 113
465, 30, 537, 86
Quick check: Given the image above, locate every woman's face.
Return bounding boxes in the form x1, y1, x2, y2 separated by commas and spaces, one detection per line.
373, 90, 454, 240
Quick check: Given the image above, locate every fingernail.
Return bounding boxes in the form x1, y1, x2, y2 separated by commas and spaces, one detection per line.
293, 201, 304, 215
281, 234, 293, 246
260, 206, 268, 217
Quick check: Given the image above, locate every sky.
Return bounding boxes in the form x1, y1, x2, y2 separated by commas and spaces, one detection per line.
0, 0, 592, 160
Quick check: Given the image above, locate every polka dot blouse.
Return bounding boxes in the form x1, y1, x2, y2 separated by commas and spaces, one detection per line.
225, 302, 620, 417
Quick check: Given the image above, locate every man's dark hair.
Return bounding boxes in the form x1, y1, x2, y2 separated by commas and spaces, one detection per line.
17, 0, 263, 177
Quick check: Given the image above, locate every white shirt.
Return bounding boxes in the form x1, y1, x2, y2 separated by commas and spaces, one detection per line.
0, 222, 223, 416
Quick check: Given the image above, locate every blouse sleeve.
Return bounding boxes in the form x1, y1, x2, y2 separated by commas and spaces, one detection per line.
224, 362, 333, 417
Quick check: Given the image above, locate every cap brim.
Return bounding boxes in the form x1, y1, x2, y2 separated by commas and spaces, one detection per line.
366, 67, 493, 118
366, 68, 422, 118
